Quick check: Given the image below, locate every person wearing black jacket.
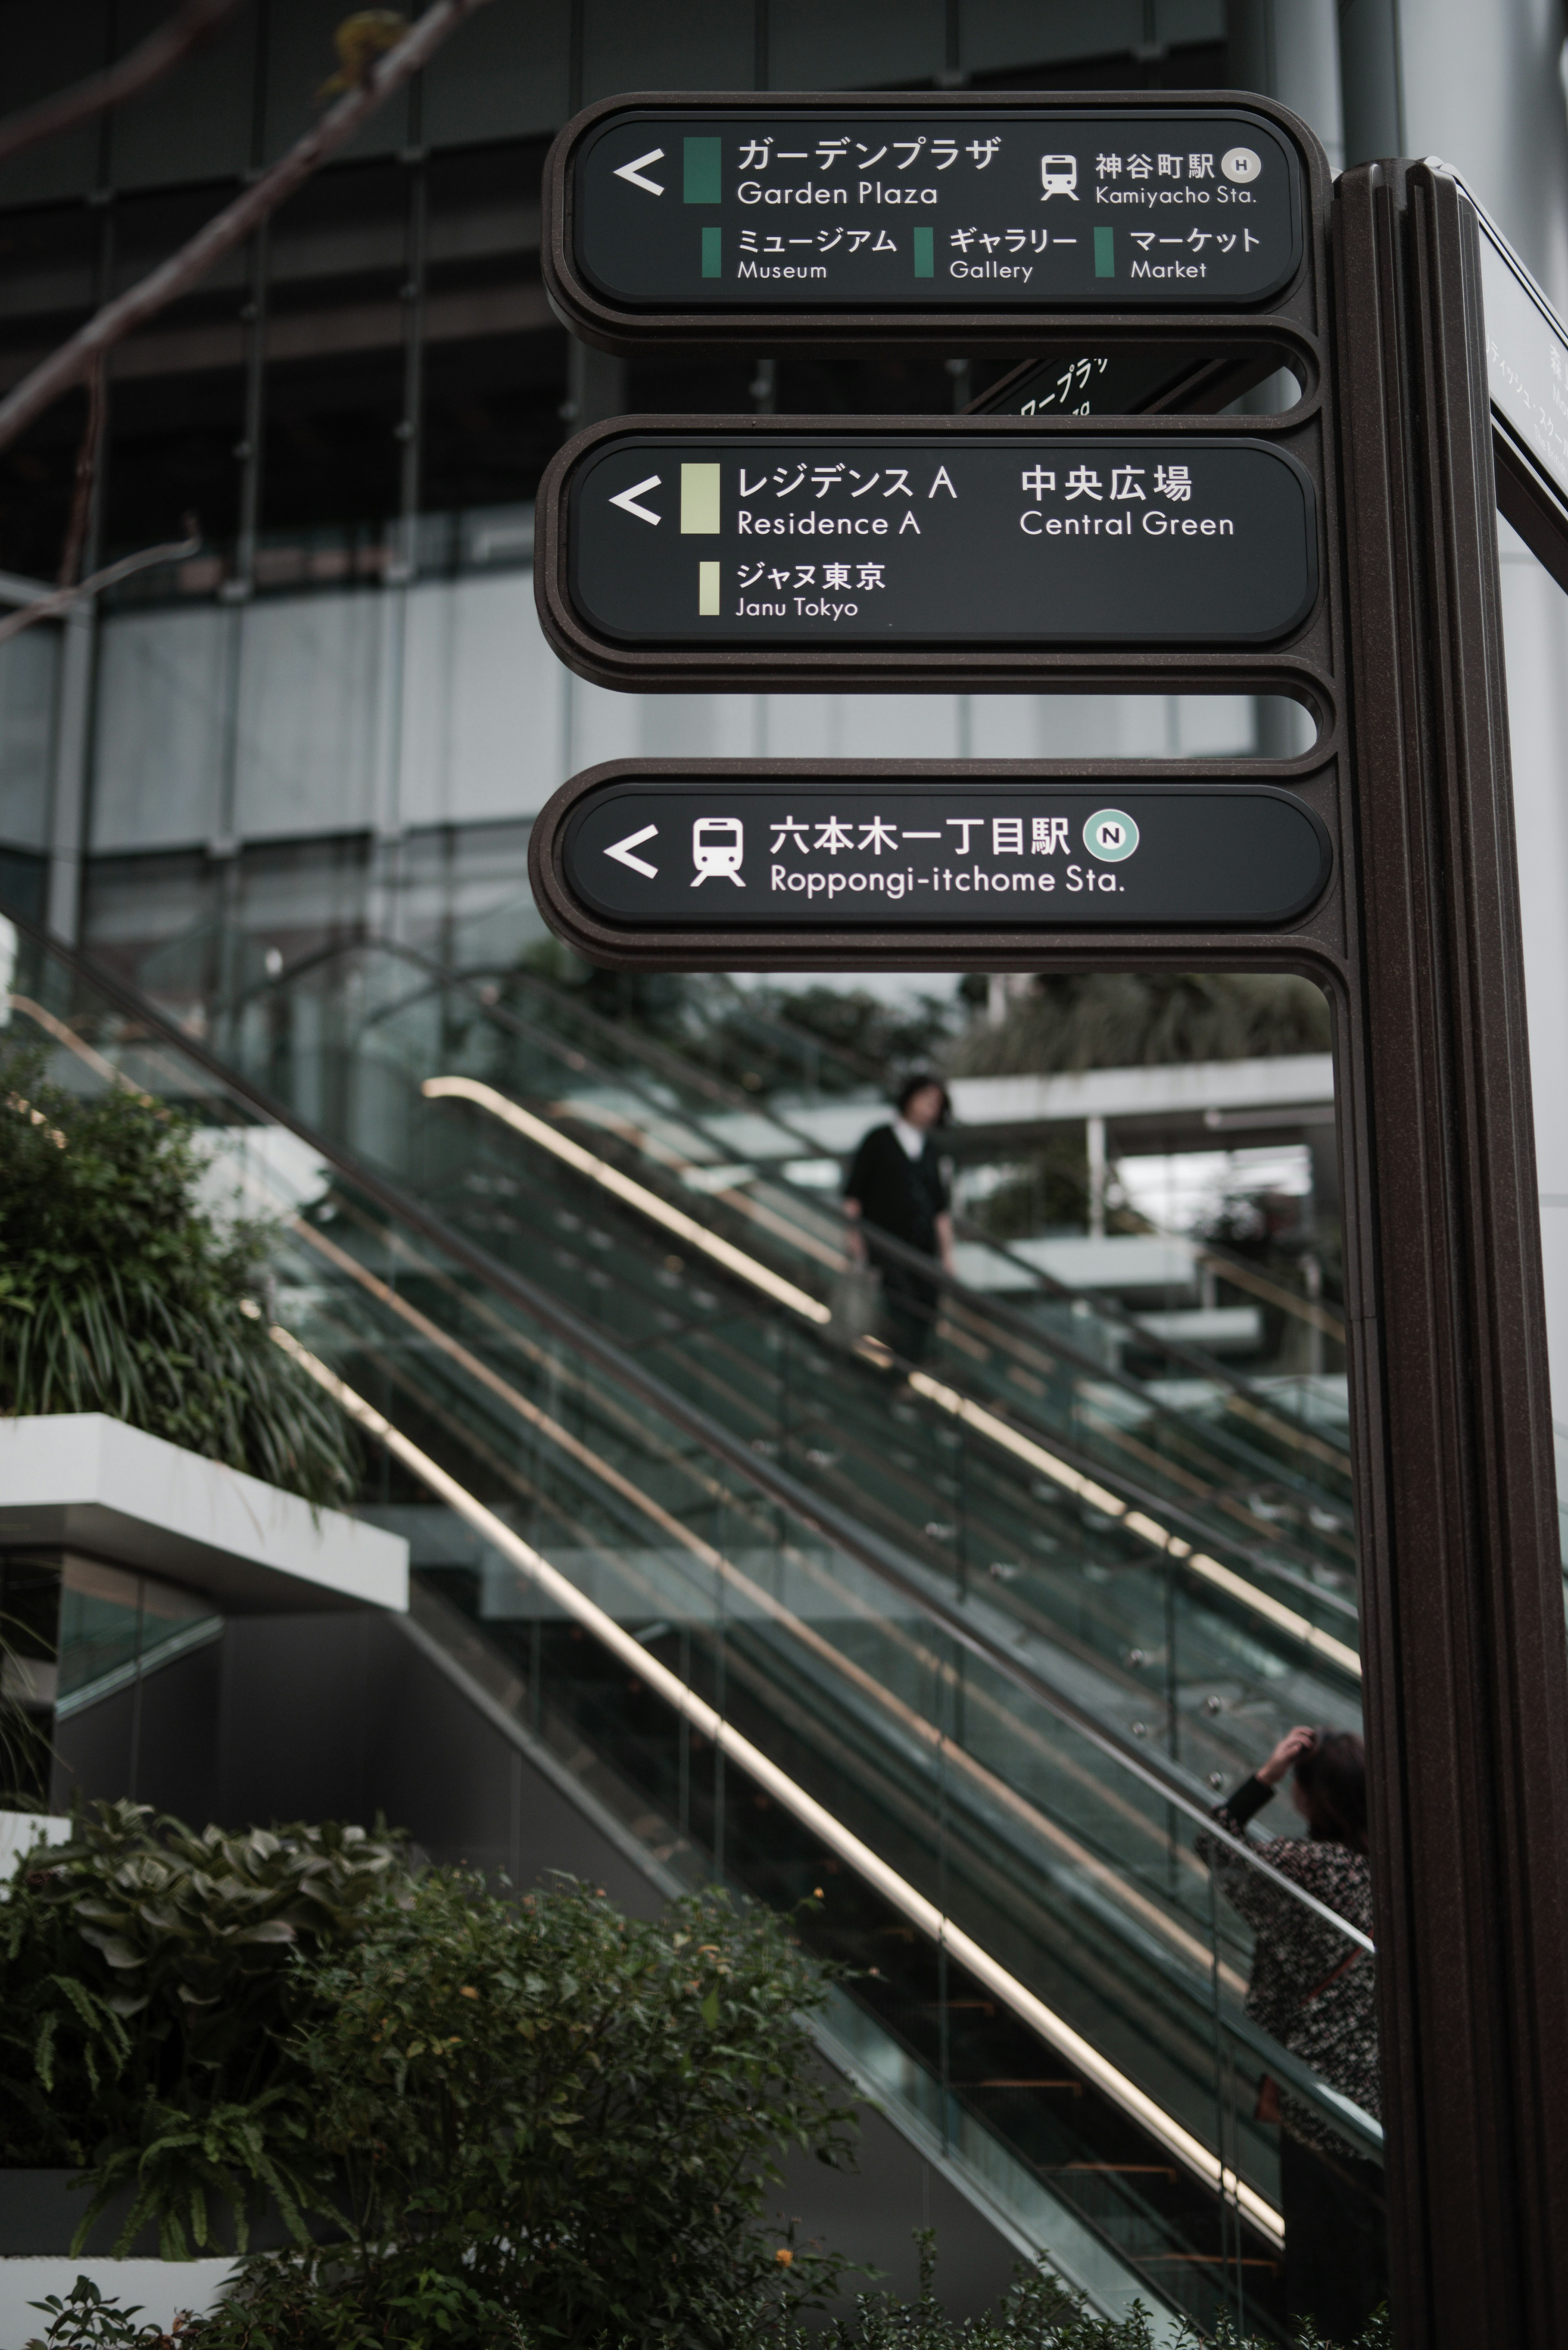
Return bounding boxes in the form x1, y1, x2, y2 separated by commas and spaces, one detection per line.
842, 1074, 955, 1366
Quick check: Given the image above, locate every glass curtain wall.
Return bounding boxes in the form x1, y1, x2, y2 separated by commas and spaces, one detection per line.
0, 0, 1292, 972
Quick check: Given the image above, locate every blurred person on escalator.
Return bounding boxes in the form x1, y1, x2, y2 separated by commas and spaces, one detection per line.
842, 1074, 955, 1367
1197, 1725, 1386, 2340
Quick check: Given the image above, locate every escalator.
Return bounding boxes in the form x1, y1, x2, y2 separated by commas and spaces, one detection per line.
136, 924, 1363, 1788
6, 916, 1383, 2341
137, 916, 1357, 1586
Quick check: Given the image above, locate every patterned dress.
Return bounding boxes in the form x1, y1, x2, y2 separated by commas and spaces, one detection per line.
1195, 1775, 1380, 2153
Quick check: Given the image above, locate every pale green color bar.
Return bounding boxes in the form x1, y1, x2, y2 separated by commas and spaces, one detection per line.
697, 561, 721, 615
681, 463, 722, 534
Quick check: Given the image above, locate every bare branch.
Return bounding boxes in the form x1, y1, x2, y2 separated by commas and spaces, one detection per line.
0, 531, 201, 650
0, 0, 496, 464
0, 0, 252, 174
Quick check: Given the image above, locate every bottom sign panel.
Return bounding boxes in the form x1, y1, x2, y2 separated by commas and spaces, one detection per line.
546, 775, 1331, 940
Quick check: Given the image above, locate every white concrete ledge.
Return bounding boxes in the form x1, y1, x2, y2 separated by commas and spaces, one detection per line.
0, 1810, 72, 1882
0, 1416, 407, 1614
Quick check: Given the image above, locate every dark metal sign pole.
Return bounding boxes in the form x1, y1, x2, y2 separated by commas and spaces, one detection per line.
1334, 160, 1568, 2349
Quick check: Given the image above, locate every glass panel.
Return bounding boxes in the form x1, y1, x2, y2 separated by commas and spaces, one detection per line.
55, 1557, 220, 1713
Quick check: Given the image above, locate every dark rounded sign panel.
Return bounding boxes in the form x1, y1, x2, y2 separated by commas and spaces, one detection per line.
561, 432, 1318, 653
554, 780, 1332, 934
558, 103, 1304, 320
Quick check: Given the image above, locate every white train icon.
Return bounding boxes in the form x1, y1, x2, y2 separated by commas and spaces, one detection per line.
691, 816, 746, 886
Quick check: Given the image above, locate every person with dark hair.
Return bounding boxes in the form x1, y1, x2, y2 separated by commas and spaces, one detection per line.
843, 1075, 954, 1366
1197, 1725, 1385, 2339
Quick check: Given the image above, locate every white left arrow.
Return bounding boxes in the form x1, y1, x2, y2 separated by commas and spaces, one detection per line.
608, 473, 663, 526
614, 147, 666, 196
605, 823, 659, 878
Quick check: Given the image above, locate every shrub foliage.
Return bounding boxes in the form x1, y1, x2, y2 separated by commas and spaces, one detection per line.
0, 1042, 352, 1505
4, 1807, 855, 2342
0, 1803, 405, 2252
5, 1807, 1389, 2349
947, 972, 1330, 1079
23, 2241, 1393, 2350
275, 1869, 855, 2344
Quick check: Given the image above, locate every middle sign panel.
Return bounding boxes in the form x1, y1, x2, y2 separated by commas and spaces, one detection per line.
538, 427, 1319, 691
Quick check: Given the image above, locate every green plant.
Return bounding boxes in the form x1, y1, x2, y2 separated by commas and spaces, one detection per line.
947, 972, 1331, 1080
740, 982, 960, 1082
159, 2253, 535, 2348
1, 1816, 856, 2339
20, 2239, 1394, 2350
262, 1872, 856, 2347
24, 2272, 178, 2347
0, 1041, 353, 1505
786, 2233, 1392, 2350
0, 1801, 409, 2252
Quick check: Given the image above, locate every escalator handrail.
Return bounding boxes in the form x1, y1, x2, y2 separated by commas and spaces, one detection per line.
11, 913, 1369, 1952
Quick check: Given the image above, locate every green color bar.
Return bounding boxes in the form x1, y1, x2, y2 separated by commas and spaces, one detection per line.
681, 464, 722, 535
701, 224, 722, 278
1094, 226, 1115, 278
913, 225, 934, 279
684, 136, 722, 203
697, 562, 721, 616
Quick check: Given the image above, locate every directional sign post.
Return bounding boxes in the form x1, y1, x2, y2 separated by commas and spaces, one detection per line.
532, 767, 1332, 963
544, 94, 1308, 346
528, 89, 1568, 2346
537, 421, 1327, 693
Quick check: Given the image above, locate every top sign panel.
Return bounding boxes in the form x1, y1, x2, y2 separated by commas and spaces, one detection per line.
557, 104, 1305, 326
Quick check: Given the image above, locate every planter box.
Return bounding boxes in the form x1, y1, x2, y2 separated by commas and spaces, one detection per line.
0, 1415, 408, 1614
0, 2254, 236, 2341
0, 2171, 249, 2343
0, 2167, 350, 2339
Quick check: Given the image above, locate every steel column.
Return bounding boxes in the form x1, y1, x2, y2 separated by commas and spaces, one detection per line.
1333, 158, 1568, 2349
